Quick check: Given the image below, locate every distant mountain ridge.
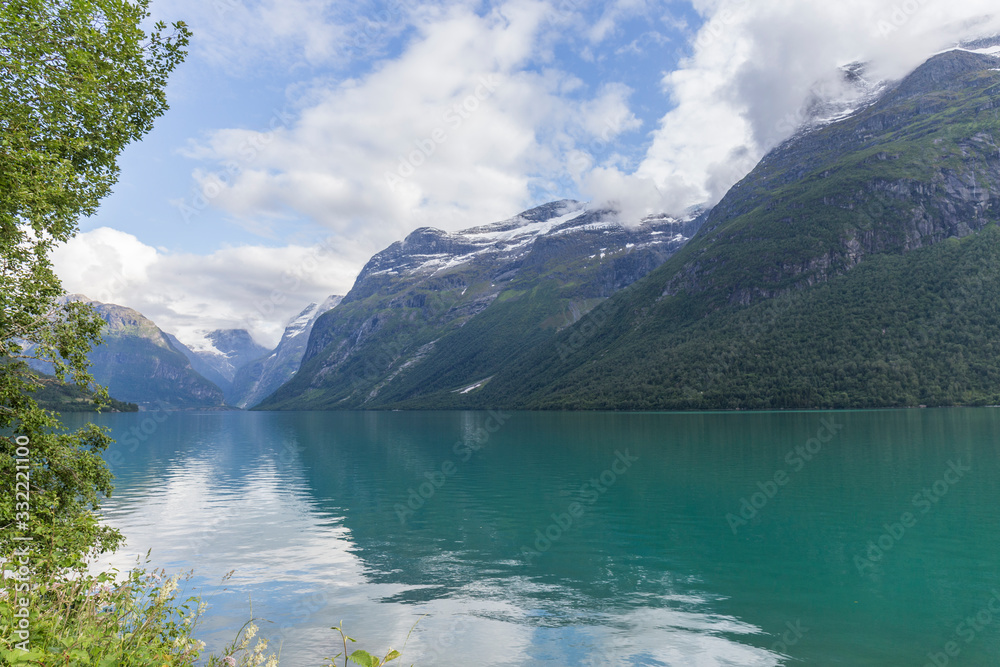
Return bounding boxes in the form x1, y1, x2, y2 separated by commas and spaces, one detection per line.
28, 294, 345, 410
44, 296, 228, 410
461, 49, 1000, 410
251, 48, 1000, 411
167, 329, 269, 404
229, 295, 343, 408
48, 49, 1000, 413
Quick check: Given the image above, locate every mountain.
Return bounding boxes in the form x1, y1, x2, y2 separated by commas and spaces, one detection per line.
462, 49, 1000, 410
167, 329, 269, 404
256, 200, 704, 410
228, 295, 343, 408
258, 48, 1000, 411
37, 296, 227, 410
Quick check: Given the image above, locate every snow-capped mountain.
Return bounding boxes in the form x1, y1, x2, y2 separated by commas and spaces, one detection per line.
257, 200, 705, 410
228, 295, 343, 409
799, 33, 1000, 133
354, 200, 697, 288
166, 329, 269, 403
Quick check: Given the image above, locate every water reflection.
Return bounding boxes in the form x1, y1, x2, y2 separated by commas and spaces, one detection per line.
72, 410, 785, 666
69, 408, 1000, 665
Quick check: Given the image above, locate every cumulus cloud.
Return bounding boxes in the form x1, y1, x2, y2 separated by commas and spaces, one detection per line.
51, 228, 360, 348
635, 0, 1000, 212
181, 0, 653, 242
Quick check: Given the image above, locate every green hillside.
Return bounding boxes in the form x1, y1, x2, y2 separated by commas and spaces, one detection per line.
257, 204, 700, 410
473, 224, 1000, 410
34, 296, 228, 410
31, 372, 139, 413
404, 50, 1000, 411
260, 50, 1000, 413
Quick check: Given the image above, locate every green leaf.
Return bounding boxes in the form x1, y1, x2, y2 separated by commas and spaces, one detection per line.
6, 650, 47, 664
384, 649, 402, 662
67, 648, 91, 662
348, 649, 380, 667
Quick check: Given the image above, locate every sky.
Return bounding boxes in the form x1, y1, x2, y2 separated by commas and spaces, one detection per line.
51, 0, 1000, 348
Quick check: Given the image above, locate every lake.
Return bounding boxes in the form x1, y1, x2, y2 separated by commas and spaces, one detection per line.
65, 409, 1000, 666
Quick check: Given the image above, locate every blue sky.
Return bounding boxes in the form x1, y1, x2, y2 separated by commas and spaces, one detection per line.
52, 0, 1000, 347
93, 0, 704, 254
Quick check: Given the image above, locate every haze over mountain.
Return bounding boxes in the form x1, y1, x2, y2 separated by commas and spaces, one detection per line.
31, 295, 345, 411
472, 48, 1000, 410
166, 329, 269, 404
44, 43, 1000, 414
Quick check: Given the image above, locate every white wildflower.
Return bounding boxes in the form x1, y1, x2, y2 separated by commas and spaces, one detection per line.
155, 574, 181, 603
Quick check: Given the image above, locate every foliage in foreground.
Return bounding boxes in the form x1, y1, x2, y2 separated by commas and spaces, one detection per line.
0, 561, 204, 666
1, 0, 190, 567
0, 556, 293, 666
325, 619, 420, 667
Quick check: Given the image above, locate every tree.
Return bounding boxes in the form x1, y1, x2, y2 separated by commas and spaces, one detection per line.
0, 0, 190, 570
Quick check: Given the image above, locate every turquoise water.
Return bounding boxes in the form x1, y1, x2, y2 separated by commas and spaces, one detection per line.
68, 409, 1000, 665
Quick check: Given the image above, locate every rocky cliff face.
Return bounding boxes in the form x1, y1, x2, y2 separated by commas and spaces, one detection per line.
662, 49, 1000, 307
463, 48, 1000, 411
229, 295, 343, 408
258, 201, 704, 410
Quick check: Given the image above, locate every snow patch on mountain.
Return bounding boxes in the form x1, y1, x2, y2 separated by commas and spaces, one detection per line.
364, 200, 700, 280
227, 294, 344, 409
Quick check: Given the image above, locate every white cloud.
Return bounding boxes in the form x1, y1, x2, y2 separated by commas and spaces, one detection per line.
150, 0, 388, 71
181, 0, 652, 244
51, 228, 359, 348
587, 0, 655, 44
581, 167, 680, 225
635, 0, 1000, 212
58, 1, 670, 345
